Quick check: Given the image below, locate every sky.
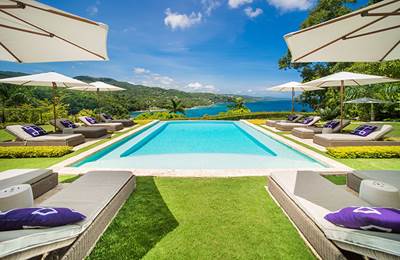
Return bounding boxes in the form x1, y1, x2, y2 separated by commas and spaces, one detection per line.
0, 0, 329, 97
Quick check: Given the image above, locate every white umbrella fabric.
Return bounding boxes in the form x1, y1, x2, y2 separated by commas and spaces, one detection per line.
0, 0, 108, 63
268, 81, 322, 113
304, 71, 399, 126
284, 0, 400, 62
0, 72, 89, 131
69, 81, 125, 116
345, 97, 389, 121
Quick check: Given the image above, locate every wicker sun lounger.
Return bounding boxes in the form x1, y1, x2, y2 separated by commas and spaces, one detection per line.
100, 113, 135, 127
347, 170, 400, 193
266, 114, 304, 127
79, 116, 123, 132
313, 124, 400, 147
0, 170, 136, 260
52, 119, 108, 138
268, 171, 400, 260
292, 120, 350, 139
0, 169, 58, 199
275, 116, 321, 131
4, 125, 85, 147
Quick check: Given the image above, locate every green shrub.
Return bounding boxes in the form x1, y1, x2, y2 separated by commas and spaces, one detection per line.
201, 112, 316, 120
327, 146, 400, 159
0, 146, 72, 158
136, 111, 186, 120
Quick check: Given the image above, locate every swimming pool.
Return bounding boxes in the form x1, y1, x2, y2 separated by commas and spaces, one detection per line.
75, 121, 327, 169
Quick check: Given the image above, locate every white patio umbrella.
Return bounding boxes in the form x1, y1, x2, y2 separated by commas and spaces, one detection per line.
345, 97, 389, 121
268, 81, 322, 113
304, 71, 399, 127
0, 72, 89, 131
284, 0, 400, 62
0, 0, 108, 63
68, 81, 125, 116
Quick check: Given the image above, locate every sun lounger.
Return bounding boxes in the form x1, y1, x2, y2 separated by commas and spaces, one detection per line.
275, 116, 321, 131
0, 170, 136, 260
265, 114, 303, 127
347, 170, 400, 193
268, 171, 400, 260
5, 125, 85, 147
292, 120, 350, 139
0, 169, 58, 199
52, 119, 108, 138
79, 116, 123, 132
100, 113, 135, 127
313, 124, 399, 147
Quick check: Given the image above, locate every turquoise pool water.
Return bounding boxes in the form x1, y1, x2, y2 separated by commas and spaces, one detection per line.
75, 121, 326, 169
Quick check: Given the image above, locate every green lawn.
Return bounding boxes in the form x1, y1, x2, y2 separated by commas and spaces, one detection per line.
89, 177, 315, 260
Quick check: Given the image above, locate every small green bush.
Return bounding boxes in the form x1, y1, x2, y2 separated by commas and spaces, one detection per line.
0, 146, 72, 158
327, 146, 400, 159
136, 111, 186, 120
201, 112, 316, 120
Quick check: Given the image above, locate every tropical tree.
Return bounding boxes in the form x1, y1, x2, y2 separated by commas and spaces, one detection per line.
0, 84, 31, 124
167, 98, 185, 114
228, 97, 247, 110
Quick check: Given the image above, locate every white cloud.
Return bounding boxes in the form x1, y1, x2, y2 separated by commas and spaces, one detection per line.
244, 7, 263, 18
201, 0, 221, 15
86, 5, 98, 16
228, 0, 253, 8
266, 0, 314, 11
186, 82, 218, 92
164, 8, 202, 30
133, 67, 150, 74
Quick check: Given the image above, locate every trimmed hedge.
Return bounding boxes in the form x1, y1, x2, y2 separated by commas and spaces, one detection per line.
198, 112, 317, 120
327, 146, 400, 159
0, 146, 73, 158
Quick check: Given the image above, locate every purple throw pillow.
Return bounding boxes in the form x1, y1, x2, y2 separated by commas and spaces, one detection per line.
351, 125, 377, 137
0, 207, 86, 231
22, 125, 47, 137
60, 119, 77, 129
103, 114, 113, 120
325, 207, 400, 233
287, 115, 297, 121
302, 117, 313, 124
324, 120, 340, 129
85, 117, 97, 124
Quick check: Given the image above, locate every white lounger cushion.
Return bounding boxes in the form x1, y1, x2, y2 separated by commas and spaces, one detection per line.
315, 125, 393, 141
0, 171, 133, 258
79, 116, 121, 128
277, 116, 321, 127
271, 171, 400, 257
0, 169, 53, 190
6, 125, 82, 142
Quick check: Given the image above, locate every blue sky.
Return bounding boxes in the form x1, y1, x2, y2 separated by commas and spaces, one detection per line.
0, 0, 331, 97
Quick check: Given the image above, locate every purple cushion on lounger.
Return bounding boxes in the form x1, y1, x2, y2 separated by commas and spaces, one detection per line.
103, 114, 113, 120
351, 124, 377, 137
0, 207, 86, 231
287, 115, 297, 121
325, 207, 400, 233
60, 119, 77, 128
22, 125, 47, 137
85, 117, 97, 124
323, 120, 340, 129
302, 117, 313, 124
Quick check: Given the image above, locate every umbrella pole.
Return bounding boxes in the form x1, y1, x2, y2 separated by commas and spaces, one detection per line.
371, 103, 374, 121
340, 80, 344, 129
52, 82, 57, 132
291, 87, 295, 113
97, 88, 100, 120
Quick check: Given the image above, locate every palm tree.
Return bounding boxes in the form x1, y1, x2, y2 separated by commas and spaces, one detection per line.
168, 98, 185, 114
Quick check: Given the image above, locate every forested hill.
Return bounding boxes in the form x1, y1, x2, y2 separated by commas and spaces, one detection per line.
0, 71, 234, 114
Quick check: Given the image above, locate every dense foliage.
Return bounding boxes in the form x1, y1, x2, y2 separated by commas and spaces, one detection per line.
135, 111, 186, 120
279, 0, 400, 121
327, 146, 400, 159
0, 146, 72, 158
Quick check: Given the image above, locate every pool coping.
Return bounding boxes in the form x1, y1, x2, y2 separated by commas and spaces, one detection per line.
52, 119, 352, 177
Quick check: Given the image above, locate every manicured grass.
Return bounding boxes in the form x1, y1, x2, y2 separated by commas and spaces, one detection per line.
59, 174, 80, 183
323, 175, 347, 185
89, 177, 315, 260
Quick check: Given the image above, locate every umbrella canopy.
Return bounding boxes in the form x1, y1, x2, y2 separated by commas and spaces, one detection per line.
284, 0, 400, 62
69, 81, 125, 92
0, 72, 89, 131
345, 97, 389, 121
0, 0, 108, 63
268, 81, 322, 113
304, 71, 399, 127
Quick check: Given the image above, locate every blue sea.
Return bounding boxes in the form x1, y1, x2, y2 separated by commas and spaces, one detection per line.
131, 100, 312, 118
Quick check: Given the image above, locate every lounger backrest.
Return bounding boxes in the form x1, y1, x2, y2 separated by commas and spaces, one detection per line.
53, 119, 66, 130
306, 116, 321, 126
79, 116, 93, 126
326, 119, 350, 133
367, 124, 393, 140
292, 115, 303, 123
5, 125, 32, 141
99, 114, 107, 122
